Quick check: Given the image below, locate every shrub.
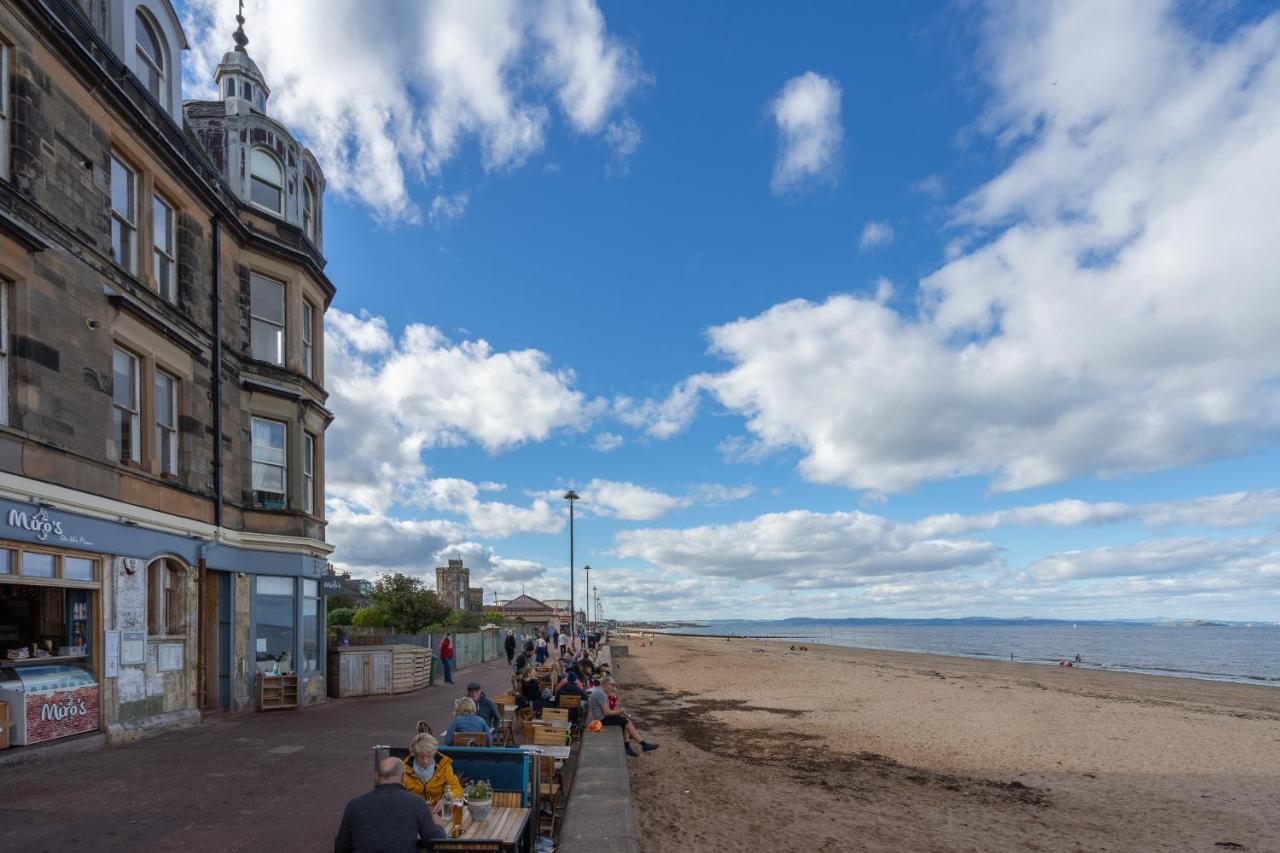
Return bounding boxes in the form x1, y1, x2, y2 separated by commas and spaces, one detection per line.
352, 607, 390, 628
328, 607, 356, 626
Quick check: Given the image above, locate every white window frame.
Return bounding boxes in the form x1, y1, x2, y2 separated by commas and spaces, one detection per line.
134, 10, 167, 109
303, 432, 315, 515
301, 299, 315, 379
112, 346, 141, 463
249, 273, 286, 365
152, 193, 176, 302
155, 369, 178, 476
249, 148, 283, 214
110, 155, 137, 274
251, 416, 288, 509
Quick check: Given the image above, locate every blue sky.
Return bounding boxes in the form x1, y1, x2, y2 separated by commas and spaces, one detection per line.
180, 1, 1280, 621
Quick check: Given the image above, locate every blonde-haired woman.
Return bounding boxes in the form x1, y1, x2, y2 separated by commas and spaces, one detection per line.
402, 731, 463, 806
442, 696, 492, 746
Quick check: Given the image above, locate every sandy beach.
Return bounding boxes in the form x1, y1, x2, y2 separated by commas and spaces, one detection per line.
618, 635, 1280, 853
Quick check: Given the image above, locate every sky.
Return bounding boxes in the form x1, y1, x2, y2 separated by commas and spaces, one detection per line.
177, 0, 1280, 622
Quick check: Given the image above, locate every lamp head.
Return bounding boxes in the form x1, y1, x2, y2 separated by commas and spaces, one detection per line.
563, 490, 579, 502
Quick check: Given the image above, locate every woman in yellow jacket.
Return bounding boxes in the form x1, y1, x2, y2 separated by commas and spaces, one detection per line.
402, 731, 463, 805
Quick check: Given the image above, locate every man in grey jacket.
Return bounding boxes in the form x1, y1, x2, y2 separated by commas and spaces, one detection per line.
334, 757, 444, 852
587, 676, 659, 758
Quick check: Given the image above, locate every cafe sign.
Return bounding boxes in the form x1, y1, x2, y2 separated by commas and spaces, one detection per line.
6, 507, 93, 547
26, 685, 100, 744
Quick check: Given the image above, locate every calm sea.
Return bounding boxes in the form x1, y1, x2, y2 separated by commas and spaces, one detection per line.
664, 621, 1280, 686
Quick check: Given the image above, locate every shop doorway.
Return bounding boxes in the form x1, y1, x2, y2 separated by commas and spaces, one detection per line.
200, 570, 233, 711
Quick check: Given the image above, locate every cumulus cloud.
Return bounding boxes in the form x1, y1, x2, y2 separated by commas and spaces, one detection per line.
700, 4, 1280, 493
181, 0, 645, 220
612, 376, 708, 439
859, 221, 894, 250
406, 478, 563, 538
325, 308, 596, 512
769, 71, 843, 195
1026, 535, 1280, 582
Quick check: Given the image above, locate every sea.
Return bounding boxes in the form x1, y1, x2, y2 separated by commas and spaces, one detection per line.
662, 620, 1280, 686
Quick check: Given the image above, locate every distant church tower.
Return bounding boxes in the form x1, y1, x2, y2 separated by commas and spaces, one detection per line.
436, 559, 470, 611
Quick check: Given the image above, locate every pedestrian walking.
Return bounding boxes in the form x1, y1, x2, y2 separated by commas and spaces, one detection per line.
504, 630, 516, 665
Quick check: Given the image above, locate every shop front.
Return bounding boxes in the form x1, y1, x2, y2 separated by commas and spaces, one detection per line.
0, 492, 329, 753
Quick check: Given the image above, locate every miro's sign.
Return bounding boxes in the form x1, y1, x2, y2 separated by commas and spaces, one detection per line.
6, 507, 93, 547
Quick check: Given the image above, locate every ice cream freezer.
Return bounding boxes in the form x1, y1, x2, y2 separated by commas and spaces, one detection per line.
0, 662, 100, 745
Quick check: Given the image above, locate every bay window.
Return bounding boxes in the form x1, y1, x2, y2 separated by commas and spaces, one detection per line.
251, 417, 287, 509
249, 148, 283, 213
250, 273, 285, 364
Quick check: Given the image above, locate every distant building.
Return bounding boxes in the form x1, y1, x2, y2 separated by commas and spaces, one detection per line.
434, 558, 483, 612
466, 588, 485, 613
322, 569, 371, 607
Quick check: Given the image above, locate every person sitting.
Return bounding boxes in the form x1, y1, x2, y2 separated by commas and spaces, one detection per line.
402, 732, 463, 807
466, 681, 502, 732
587, 676, 658, 758
334, 756, 443, 852
516, 666, 548, 710
577, 657, 595, 682
442, 697, 493, 746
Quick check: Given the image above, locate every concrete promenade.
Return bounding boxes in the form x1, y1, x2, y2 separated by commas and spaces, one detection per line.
0, 657, 515, 852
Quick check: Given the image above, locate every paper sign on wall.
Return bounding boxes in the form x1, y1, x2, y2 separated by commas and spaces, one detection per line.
104, 630, 120, 678
120, 631, 146, 665
256, 638, 267, 653
157, 643, 183, 672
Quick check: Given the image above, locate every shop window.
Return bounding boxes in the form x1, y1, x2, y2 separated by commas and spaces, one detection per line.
147, 559, 185, 635
302, 578, 319, 673
153, 194, 176, 302
0, 549, 9, 573
110, 155, 137, 273
303, 432, 315, 515
112, 347, 141, 463
249, 148, 282, 213
22, 552, 53, 578
134, 10, 167, 108
255, 576, 295, 674
251, 417, 287, 509
65, 557, 94, 581
249, 273, 285, 365
155, 370, 178, 475
301, 299, 315, 378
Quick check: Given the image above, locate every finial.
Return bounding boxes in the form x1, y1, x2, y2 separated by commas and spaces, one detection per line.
233, 0, 249, 53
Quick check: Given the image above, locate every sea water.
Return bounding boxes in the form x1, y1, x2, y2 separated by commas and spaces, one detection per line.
666, 621, 1280, 686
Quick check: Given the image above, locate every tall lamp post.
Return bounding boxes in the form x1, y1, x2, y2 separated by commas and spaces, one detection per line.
584, 565, 592, 628
564, 490, 579, 643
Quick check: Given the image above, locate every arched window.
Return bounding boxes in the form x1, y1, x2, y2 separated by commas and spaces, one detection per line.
135, 11, 167, 108
302, 180, 316, 240
249, 148, 283, 213
147, 558, 187, 636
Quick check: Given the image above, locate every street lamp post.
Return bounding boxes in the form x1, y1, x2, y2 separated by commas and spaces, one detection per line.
584, 565, 592, 629
564, 490, 579, 644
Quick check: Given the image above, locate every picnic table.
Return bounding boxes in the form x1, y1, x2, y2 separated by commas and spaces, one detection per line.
436, 805, 529, 850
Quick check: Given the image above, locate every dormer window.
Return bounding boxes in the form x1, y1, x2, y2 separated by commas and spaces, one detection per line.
135, 11, 167, 109
249, 148, 283, 213
242, 80, 255, 103
303, 181, 316, 241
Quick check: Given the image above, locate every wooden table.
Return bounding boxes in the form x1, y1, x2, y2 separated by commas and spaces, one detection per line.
439, 805, 529, 849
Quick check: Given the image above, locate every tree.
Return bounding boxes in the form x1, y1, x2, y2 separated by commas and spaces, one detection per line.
328, 592, 357, 611
368, 573, 450, 633
352, 607, 389, 628
328, 607, 356, 626
446, 609, 483, 632
483, 609, 504, 625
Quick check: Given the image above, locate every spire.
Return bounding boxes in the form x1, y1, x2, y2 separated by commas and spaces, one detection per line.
232, 0, 249, 53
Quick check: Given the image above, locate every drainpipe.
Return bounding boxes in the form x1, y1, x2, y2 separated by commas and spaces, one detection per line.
199, 216, 223, 715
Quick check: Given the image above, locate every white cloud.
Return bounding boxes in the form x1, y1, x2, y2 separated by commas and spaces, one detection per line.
700, 5, 1280, 493
769, 71, 843, 195
604, 117, 643, 161
911, 174, 945, 198
181, 0, 644, 220
406, 478, 563, 538
573, 479, 684, 522
684, 483, 755, 505
1027, 535, 1279, 582
428, 191, 470, 226
324, 308, 595, 512
612, 376, 707, 439
591, 432, 624, 452
859, 221, 894, 250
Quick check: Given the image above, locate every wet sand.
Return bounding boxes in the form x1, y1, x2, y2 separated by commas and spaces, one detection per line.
618, 635, 1280, 853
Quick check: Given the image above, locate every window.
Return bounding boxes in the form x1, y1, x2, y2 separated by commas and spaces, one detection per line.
0, 280, 9, 426
153, 194, 176, 302
242, 80, 254, 103
112, 347, 140, 463
156, 370, 178, 476
302, 181, 315, 241
251, 417, 287, 509
303, 432, 315, 515
0, 43, 10, 181
134, 11, 166, 108
301, 300, 315, 378
250, 273, 285, 364
147, 559, 185, 635
22, 552, 53, 578
249, 148, 282, 213
0, 550, 9, 573
255, 576, 295, 674
110, 155, 137, 273
302, 578, 320, 673
65, 557, 94, 581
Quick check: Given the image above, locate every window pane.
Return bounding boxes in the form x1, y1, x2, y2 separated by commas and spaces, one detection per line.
255, 594, 295, 674
0, 550, 10, 573
23, 552, 54, 577
250, 275, 285, 323
257, 576, 294, 597
251, 148, 281, 183
112, 349, 136, 408
302, 579, 317, 597
65, 557, 94, 581
249, 177, 281, 212
153, 196, 172, 251
155, 372, 175, 426
303, 596, 318, 672
135, 12, 161, 67
252, 462, 284, 492
250, 319, 284, 364
252, 418, 286, 457
110, 157, 133, 218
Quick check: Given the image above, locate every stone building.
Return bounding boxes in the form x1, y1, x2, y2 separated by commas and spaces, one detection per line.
434, 557, 483, 613
0, 0, 335, 750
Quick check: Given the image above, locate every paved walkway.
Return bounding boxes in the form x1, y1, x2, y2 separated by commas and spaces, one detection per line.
0, 657, 516, 852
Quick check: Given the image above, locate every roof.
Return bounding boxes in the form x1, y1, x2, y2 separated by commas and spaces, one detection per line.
501, 594, 553, 611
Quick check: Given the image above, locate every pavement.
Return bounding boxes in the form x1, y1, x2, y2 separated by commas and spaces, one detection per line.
0, 656, 517, 852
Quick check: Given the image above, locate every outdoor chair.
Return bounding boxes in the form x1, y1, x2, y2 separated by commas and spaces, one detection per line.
451, 731, 487, 747
540, 708, 570, 723
425, 840, 503, 852
537, 754, 561, 838
557, 694, 583, 732
531, 726, 564, 747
